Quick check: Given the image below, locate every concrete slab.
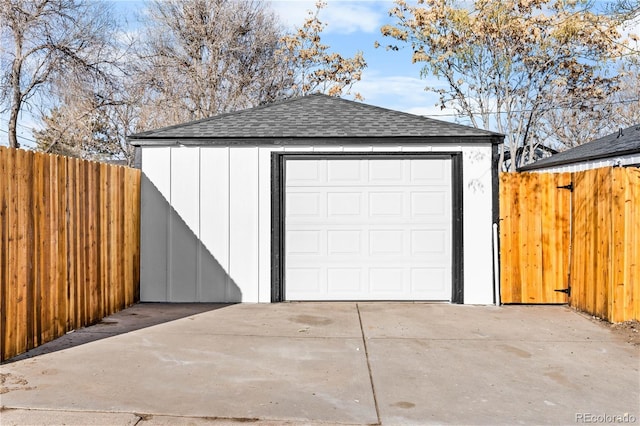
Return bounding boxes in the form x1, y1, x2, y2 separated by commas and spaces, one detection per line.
359, 303, 639, 425
0, 408, 140, 425
6, 303, 229, 362
357, 303, 617, 342
1, 303, 638, 425
1, 304, 376, 424
152, 302, 363, 338
368, 338, 638, 425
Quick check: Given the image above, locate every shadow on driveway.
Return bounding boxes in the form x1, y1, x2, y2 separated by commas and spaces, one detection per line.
2, 303, 232, 364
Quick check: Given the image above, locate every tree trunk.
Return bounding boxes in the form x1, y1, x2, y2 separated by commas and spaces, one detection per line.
8, 101, 21, 148
10, 36, 23, 149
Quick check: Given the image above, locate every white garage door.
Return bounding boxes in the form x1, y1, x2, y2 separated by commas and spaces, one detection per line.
285, 158, 452, 301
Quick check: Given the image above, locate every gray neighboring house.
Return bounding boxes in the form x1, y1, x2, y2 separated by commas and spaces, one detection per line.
519, 124, 640, 172
128, 94, 504, 305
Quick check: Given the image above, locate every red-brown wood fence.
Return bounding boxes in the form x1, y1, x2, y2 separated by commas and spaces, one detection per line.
0, 147, 141, 361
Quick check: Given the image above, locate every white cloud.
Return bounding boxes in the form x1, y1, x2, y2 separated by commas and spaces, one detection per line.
620, 15, 640, 52
352, 72, 459, 121
269, 1, 388, 34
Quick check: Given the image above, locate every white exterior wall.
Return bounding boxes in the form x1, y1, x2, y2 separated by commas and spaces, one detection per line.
529, 154, 640, 173
140, 143, 496, 304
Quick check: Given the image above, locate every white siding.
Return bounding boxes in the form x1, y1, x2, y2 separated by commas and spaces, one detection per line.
140, 143, 496, 304
169, 148, 200, 302
199, 148, 231, 301
461, 146, 494, 304
140, 148, 171, 301
529, 154, 640, 173
229, 147, 260, 302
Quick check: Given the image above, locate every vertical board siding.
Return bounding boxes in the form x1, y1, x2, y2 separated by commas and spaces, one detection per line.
199, 147, 231, 302
229, 147, 260, 303
139, 148, 170, 301
500, 168, 640, 322
460, 146, 496, 304
0, 147, 141, 361
139, 144, 496, 305
169, 147, 200, 302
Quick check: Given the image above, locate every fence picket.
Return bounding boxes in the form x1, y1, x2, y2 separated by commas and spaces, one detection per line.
0, 147, 140, 361
500, 168, 639, 322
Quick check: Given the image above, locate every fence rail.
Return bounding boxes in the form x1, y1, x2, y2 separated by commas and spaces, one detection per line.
0, 147, 141, 361
500, 168, 640, 322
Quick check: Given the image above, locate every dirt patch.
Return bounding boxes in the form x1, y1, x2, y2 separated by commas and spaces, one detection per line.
392, 401, 416, 409
289, 315, 333, 326
0, 373, 35, 394
610, 320, 640, 347
498, 344, 532, 358
571, 308, 640, 347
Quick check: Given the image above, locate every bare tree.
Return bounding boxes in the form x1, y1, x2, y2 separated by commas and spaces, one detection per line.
34, 74, 140, 164
278, 1, 367, 99
136, 0, 292, 129
0, 0, 120, 148
608, 61, 640, 129
380, 0, 630, 171
22, 0, 371, 161
540, 60, 639, 150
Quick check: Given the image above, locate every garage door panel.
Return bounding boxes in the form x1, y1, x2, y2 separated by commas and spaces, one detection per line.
285, 158, 452, 301
287, 268, 322, 294
410, 268, 448, 293
369, 268, 404, 293
327, 268, 363, 293
369, 160, 404, 181
411, 229, 447, 255
286, 160, 321, 182
411, 160, 446, 181
327, 230, 361, 254
327, 192, 362, 216
287, 192, 321, 217
369, 192, 404, 216
286, 230, 321, 255
411, 191, 448, 216
369, 230, 404, 255
327, 160, 363, 182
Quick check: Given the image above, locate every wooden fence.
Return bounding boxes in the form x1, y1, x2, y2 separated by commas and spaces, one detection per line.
0, 147, 141, 361
500, 168, 640, 323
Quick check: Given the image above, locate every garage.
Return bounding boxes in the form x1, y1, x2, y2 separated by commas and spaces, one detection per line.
281, 156, 454, 301
129, 94, 503, 304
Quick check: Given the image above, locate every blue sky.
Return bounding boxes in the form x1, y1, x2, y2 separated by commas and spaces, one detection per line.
0, 0, 458, 148
3, 0, 635, 147
115, 0, 456, 116
263, 0, 458, 118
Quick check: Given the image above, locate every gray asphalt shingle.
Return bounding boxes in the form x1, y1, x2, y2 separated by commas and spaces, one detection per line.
128, 93, 501, 144
519, 124, 640, 171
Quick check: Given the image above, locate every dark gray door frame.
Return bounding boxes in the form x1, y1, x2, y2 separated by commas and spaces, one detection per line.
271, 152, 464, 303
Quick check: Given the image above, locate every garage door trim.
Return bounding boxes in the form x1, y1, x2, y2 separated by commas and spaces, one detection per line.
271, 152, 464, 303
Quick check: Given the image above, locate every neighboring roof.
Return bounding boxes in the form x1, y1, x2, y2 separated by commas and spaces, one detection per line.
128, 93, 503, 146
503, 144, 557, 161
519, 124, 640, 171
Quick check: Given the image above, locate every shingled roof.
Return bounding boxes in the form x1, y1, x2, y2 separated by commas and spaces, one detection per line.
519, 124, 640, 171
128, 93, 502, 146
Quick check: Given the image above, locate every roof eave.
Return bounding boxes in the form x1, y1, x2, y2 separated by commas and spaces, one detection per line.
518, 148, 640, 171
128, 135, 504, 147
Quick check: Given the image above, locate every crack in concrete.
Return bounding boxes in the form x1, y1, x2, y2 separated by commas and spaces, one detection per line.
356, 303, 381, 426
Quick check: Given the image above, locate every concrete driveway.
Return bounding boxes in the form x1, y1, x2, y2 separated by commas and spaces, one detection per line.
1, 303, 638, 425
